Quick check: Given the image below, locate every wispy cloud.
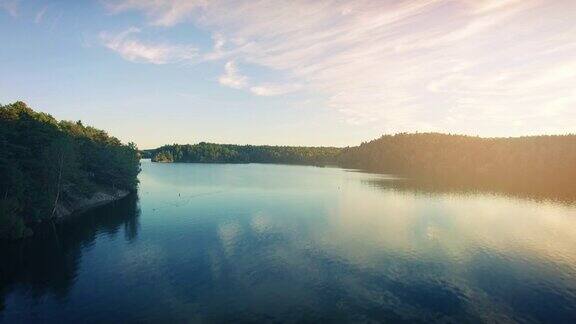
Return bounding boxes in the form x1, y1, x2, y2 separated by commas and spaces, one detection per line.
465, 0, 525, 14
218, 61, 299, 96
0, 0, 19, 17
34, 6, 48, 24
104, 0, 207, 26
104, 0, 576, 134
250, 83, 301, 97
100, 27, 198, 64
218, 61, 247, 89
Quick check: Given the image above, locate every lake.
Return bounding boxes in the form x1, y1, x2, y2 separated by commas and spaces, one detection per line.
1, 160, 576, 323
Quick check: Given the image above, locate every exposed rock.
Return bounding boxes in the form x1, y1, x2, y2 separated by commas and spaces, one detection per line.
54, 187, 130, 220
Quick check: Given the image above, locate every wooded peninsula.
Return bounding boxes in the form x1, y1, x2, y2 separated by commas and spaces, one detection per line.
0, 102, 140, 240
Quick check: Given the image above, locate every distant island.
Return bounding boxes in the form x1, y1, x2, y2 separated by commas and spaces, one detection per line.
0, 102, 140, 240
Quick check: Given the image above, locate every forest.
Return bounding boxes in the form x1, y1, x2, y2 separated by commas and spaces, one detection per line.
0, 102, 140, 240
149, 134, 576, 196
338, 133, 576, 197
149, 142, 342, 165
147, 133, 576, 199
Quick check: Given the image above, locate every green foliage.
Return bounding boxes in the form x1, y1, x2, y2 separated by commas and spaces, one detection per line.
153, 150, 174, 163
0, 197, 30, 240
138, 149, 154, 159
0, 102, 140, 239
150, 142, 342, 165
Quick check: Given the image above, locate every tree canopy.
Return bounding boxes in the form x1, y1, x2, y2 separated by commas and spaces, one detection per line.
338, 132, 576, 197
150, 142, 342, 166
0, 102, 140, 239
148, 133, 576, 200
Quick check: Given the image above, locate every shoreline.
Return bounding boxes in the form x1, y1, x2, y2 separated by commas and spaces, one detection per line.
1, 188, 133, 241
53, 188, 131, 222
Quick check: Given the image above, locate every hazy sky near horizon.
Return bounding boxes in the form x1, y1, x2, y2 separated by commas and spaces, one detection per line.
1, 0, 575, 148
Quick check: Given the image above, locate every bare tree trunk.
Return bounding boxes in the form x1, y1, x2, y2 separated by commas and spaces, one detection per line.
50, 218, 61, 251
50, 151, 64, 218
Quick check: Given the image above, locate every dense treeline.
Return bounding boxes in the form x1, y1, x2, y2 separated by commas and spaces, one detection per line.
338, 133, 576, 196
0, 102, 140, 240
148, 134, 576, 199
150, 142, 342, 165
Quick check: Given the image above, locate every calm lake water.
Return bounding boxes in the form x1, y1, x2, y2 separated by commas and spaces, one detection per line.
2, 160, 576, 323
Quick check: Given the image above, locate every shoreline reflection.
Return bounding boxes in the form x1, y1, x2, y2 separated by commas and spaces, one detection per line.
0, 194, 140, 313
1, 163, 576, 322
361, 175, 576, 205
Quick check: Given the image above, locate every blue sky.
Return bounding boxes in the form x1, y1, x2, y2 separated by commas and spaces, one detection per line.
1, 0, 575, 149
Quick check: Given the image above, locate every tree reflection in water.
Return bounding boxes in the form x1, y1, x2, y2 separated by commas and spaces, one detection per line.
0, 194, 140, 312
361, 174, 576, 206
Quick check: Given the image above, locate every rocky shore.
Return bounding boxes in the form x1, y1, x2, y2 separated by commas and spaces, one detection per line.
53, 187, 131, 221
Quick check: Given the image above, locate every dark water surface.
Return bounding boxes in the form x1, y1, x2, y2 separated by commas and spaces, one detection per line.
2, 161, 576, 323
